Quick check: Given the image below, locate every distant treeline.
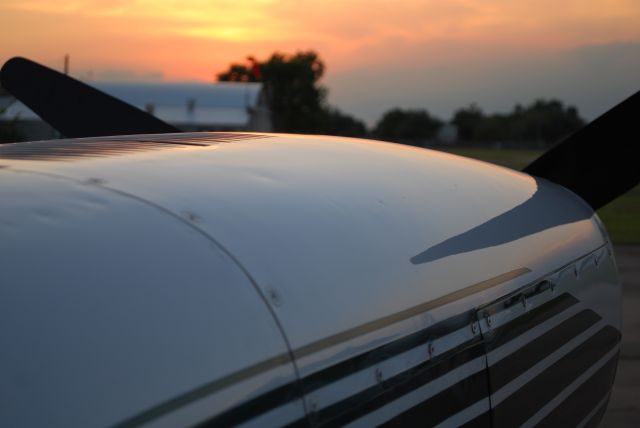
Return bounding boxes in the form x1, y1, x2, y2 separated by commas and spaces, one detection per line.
451, 101, 585, 145
219, 50, 586, 147
374, 100, 585, 147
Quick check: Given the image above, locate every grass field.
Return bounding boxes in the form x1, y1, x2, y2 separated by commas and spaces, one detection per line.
438, 147, 640, 245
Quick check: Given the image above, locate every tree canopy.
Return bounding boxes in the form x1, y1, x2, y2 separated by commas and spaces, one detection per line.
218, 51, 365, 136
218, 51, 585, 146
320, 108, 368, 138
373, 108, 443, 145
452, 99, 584, 145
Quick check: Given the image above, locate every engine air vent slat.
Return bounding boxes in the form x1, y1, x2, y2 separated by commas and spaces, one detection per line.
0, 133, 271, 161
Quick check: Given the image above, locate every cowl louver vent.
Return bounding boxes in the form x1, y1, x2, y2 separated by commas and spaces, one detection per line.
0, 133, 270, 161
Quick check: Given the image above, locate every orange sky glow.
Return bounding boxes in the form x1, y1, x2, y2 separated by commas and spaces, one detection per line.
2, 0, 640, 121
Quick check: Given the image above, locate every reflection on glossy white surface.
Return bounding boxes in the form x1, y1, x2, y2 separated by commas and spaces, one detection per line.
0, 132, 612, 425
0, 170, 301, 427
2, 134, 605, 345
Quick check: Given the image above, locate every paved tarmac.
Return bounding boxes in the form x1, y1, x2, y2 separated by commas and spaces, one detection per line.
601, 246, 640, 427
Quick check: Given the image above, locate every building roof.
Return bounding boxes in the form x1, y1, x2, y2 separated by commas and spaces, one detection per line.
0, 82, 264, 127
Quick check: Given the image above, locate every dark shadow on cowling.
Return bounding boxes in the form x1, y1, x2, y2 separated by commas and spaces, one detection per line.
410, 179, 593, 265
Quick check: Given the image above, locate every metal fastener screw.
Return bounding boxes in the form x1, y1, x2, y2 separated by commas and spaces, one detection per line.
86, 177, 106, 185
375, 368, 384, 383
471, 322, 478, 334
181, 211, 200, 223
267, 288, 282, 307
428, 342, 435, 357
307, 398, 318, 412
484, 311, 492, 328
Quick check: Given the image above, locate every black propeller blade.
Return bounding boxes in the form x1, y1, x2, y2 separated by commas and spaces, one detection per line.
524, 90, 640, 210
0, 57, 179, 138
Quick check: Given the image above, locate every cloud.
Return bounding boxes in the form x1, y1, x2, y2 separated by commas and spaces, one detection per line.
325, 41, 640, 125
2, 0, 639, 123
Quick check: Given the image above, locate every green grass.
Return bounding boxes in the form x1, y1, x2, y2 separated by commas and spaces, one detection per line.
597, 187, 640, 245
437, 147, 640, 245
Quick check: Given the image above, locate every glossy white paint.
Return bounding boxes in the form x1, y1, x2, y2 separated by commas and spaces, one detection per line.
0, 169, 302, 427
0, 132, 615, 425
475, 243, 621, 427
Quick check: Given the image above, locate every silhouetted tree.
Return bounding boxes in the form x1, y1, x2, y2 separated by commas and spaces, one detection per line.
514, 100, 584, 143
218, 51, 329, 133
452, 103, 484, 141
319, 108, 367, 137
373, 108, 443, 145
452, 99, 585, 145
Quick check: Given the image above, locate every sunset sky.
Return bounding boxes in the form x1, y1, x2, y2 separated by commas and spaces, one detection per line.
2, 0, 640, 124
